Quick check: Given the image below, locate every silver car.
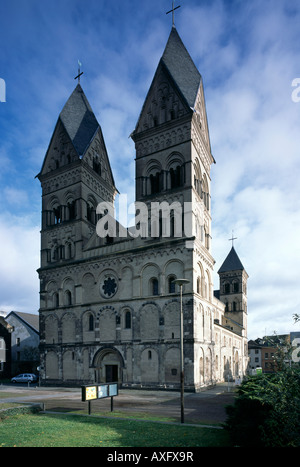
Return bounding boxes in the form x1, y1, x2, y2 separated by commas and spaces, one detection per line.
11, 373, 38, 383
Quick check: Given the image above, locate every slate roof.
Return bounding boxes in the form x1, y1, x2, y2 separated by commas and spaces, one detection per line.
60, 84, 100, 156
6, 311, 39, 333
161, 26, 202, 109
218, 247, 245, 274
133, 26, 203, 137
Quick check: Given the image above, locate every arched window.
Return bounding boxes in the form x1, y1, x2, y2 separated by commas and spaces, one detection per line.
197, 277, 201, 295
65, 242, 73, 260
54, 293, 59, 308
202, 174, 210, 211
88, 314, 94, 331
150, 278, 159, 296
65, 290, 72, 306
87, 203, 96, 224
170, 215, 175, 237
93, 157, 101, 175
125, 310, 131, 329
170, 166, 183, 189
67, 201, 76, 220
204, 225, 210, 250
194, 160, 202, 196
150, 172, 161, 194
233, 281, 239, 293
168, 276, 176, 294
53, 206, 62, 224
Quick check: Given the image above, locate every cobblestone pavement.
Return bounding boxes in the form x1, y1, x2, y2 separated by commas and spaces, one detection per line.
0, 383, 236, 426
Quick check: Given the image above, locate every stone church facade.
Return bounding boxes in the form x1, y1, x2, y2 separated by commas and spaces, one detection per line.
36, 26, 249, 390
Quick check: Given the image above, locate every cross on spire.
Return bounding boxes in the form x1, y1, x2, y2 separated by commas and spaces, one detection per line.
74, 60, 83, 84
166, 1, 181, 26
229, 231, 237, 247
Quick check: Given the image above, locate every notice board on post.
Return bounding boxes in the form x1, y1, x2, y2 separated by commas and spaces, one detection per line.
81, 383, 119, 414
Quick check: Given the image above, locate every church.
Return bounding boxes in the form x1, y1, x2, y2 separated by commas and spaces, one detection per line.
36, 25, 249, 391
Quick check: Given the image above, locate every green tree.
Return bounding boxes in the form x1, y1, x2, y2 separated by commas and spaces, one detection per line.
225, 368, 300, 447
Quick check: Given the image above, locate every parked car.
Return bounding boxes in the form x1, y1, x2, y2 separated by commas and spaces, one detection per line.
11, 373, 38, 383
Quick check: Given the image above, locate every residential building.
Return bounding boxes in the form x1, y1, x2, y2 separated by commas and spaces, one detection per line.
5, 311, 39, 376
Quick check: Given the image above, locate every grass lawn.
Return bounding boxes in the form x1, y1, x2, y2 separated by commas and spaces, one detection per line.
0, 392, 24, 399
0, 412, 231, 447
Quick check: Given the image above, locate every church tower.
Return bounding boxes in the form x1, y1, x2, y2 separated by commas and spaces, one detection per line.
36, 84, 117, 308
131, 26, 220, 389
218, 246, 249, 338
131, 25, 215, 288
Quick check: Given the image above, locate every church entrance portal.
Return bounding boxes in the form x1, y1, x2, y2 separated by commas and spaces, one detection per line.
93, 348, 123, 384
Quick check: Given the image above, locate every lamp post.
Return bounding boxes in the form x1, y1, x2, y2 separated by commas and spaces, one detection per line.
172, 278, 190, 423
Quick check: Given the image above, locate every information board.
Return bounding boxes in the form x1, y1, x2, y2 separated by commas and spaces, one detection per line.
82, 383, 118, 402
82, 385, 98, 401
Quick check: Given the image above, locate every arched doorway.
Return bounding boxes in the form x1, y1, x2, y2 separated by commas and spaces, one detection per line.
93, 348, 124, 384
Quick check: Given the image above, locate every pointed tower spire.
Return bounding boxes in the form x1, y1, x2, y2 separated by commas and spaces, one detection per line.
132, 26, 206, 139
161, 26, 201, 109
59, 84, 99, 157
218, 246, 245, 274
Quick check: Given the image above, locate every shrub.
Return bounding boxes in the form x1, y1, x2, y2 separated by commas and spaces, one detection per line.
224, 368, 300, 447
0, 404, 41, 420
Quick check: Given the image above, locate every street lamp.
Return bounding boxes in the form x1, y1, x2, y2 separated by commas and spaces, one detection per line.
172, 278, 190, 423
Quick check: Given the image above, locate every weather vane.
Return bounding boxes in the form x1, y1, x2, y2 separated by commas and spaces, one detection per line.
229, 231, 237, 247
166, 1, 181, 26
74, 60, 83, 84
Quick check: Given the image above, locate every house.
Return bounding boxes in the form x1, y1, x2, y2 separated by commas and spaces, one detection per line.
5, 311, 39, 377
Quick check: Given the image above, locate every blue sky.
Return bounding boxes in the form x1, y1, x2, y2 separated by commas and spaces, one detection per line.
1, 0, 300, 339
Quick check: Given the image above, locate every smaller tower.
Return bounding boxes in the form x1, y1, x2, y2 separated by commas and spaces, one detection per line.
218, 246, 248, 337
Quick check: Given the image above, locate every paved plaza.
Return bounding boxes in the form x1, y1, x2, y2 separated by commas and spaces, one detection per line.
0, 383, 236, 426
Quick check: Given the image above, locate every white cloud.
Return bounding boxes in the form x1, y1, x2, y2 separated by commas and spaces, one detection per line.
3, 187, 29, 207
0, 215, 40, 313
